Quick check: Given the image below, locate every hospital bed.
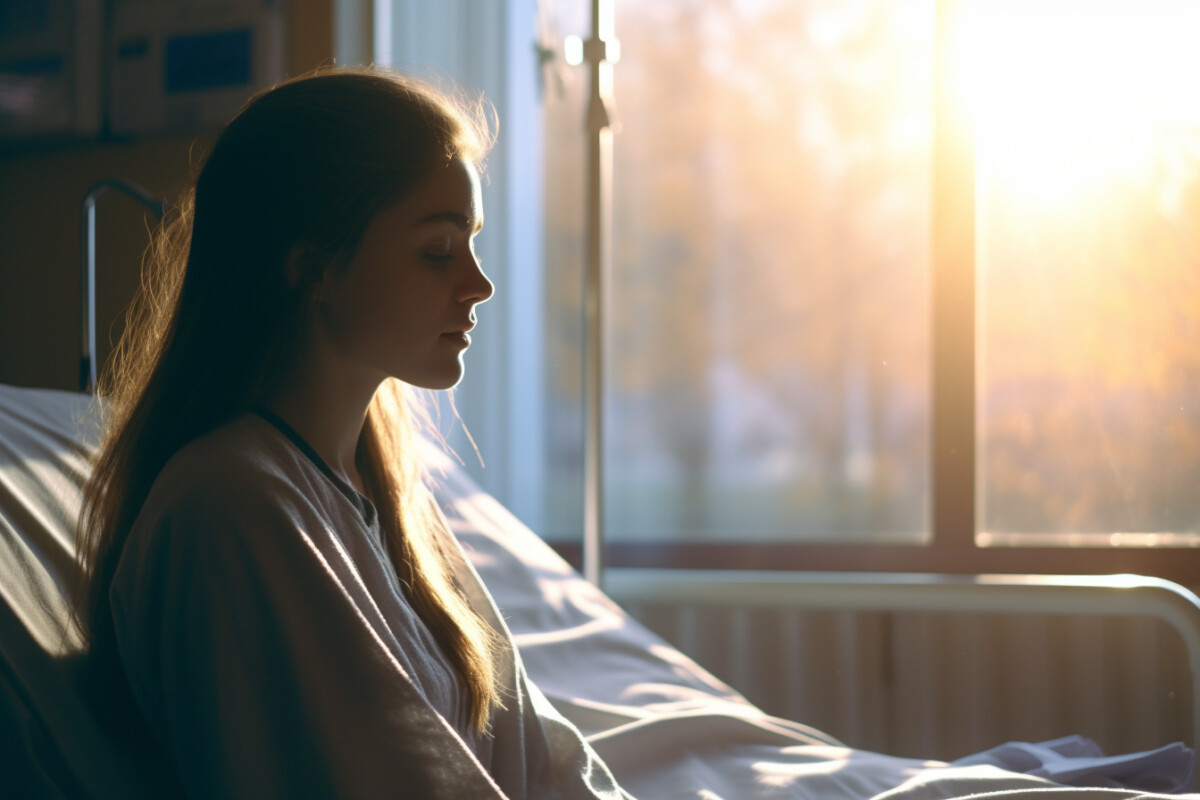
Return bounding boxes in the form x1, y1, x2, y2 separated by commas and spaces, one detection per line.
1, 184, 1198, 798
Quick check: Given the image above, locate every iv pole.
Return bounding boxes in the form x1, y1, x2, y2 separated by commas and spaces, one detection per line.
581, 0, 618, 587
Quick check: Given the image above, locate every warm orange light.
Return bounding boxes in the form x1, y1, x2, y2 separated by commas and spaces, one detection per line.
957, 0, 1200, 212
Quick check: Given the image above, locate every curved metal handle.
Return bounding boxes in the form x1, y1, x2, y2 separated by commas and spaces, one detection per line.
79, 180, 166, 393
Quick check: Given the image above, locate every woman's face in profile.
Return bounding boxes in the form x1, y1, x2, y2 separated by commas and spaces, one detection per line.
316, 157, 494, 390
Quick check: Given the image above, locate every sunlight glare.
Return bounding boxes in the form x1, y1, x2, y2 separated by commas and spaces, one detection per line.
958, 1, 1200, 211
564, 34, 584, 67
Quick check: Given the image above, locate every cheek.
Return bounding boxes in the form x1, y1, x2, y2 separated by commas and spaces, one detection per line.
341, 273, 429, 352
336, 296, 399, 353
321, 273, 389, 351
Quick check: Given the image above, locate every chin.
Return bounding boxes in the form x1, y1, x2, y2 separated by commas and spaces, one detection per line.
407, 365, 466, 391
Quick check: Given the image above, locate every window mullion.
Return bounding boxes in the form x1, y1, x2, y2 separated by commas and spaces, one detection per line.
931, 0, 976, 552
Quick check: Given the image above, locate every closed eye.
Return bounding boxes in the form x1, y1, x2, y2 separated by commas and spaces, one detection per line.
423, 252, 454, 264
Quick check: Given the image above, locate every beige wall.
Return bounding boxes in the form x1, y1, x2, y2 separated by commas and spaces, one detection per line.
0, 0, 334, 391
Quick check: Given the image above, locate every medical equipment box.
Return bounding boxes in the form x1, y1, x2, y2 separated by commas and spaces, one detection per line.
109, 0, 285, 136
0, 0, 102, 140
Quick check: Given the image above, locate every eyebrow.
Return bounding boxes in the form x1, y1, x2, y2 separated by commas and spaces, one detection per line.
415, 211, 484, 234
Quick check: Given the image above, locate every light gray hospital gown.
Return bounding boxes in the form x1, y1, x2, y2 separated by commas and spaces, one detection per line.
110, 412, 630, 799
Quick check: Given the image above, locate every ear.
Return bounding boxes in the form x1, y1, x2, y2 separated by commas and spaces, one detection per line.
284, 243, 311, 290
286, 243, 331, 301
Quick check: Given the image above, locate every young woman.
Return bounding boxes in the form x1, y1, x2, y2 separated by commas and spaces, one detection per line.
74, 68, 629, 799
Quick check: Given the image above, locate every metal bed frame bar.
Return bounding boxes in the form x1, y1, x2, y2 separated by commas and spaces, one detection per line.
78, 179, 165, 394
605, 566, 1200, 782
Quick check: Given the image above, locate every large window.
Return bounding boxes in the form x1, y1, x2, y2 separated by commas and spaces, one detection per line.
381, 0, 1200, 582
971, 1, 1200, 548
544, 0, 934, 544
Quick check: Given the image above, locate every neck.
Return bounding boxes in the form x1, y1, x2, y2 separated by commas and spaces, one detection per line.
265, 347, 381, 494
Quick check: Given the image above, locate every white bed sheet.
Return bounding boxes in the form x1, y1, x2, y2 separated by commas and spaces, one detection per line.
0, 382, 1193, 799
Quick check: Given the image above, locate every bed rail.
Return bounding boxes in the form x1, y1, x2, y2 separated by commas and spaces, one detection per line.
605, 568, 1200, 775
79, 179, 166, 393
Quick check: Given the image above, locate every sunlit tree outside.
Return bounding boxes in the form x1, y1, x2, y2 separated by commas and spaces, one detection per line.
539, 0, 1200, 547
543, 0, 933, 542
971, 0, 1200, 543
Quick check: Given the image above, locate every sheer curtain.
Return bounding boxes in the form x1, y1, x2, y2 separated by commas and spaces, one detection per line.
374, 0, 553, 536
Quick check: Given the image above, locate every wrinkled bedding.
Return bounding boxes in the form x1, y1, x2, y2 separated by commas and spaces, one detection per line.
0, 382, 1194, 799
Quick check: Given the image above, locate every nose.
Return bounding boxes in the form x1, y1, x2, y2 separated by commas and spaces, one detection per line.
458, 256, 495, 305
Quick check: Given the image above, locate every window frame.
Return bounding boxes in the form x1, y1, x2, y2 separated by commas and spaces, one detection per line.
545, 0, 1200, 586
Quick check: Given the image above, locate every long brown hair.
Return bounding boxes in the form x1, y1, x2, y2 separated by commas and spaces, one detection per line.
75, 68, 501, 731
